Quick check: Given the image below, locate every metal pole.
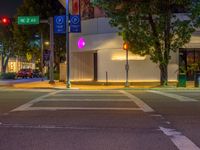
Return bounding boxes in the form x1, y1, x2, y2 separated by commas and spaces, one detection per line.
66, 0, 71, 88
125, 49, 129, 87
0, 43, 3, 73
49, 17, 55, 84
40, 32, 44, 81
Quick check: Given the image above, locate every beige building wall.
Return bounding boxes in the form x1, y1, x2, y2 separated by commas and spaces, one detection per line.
57, 0, 199, 82
68, 17, 179, 82
97, 49, 178, 82
60, 52, 94, 81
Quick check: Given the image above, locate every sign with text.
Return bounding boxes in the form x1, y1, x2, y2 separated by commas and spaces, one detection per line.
70, 15, 81, 33
18, 16, 40, 25
54, 15, 66, 34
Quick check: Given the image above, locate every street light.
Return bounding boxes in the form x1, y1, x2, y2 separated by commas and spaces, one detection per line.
44, 41, 50, 46
123, 42, 129, 87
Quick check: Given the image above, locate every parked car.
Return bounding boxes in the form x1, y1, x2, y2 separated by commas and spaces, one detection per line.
32, 69, 42, 78
16, 68, 33, 78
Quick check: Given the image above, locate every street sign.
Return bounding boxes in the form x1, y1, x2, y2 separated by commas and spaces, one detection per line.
18, 16, 40, 25
70, 15, 81, 33
54, 16, 66, 34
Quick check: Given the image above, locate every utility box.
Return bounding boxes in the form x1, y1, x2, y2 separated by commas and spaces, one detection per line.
194, 71, 200, 87
178, 73, 186, 87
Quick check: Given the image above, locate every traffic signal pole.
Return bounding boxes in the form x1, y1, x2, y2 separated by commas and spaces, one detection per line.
49, 17, 55, 84
40, 19, 54, 84
66, 0, 71, 88
123, 42, 129, 87
125, 49, 129, 87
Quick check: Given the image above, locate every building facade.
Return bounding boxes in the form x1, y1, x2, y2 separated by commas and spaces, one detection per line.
59, 0, 200, 82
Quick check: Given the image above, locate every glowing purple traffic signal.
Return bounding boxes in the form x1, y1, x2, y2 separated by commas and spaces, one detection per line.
78, 37, 86, 49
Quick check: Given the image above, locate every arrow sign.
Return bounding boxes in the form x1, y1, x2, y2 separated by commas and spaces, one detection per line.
54, 16, 66, 34
70, 15, 81, 33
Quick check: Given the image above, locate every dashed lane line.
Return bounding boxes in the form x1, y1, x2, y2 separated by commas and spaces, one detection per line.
160, 126, 200, 150
149, 90, 198, 102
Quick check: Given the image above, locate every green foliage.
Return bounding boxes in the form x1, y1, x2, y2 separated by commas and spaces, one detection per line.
94, 0, 200, 85
0, 22, 16, 73
0, 72, 16, 80
13, 0, 66, 63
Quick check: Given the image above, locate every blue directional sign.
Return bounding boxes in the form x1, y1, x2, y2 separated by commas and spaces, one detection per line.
54, 15, 66, 34
70, 15, 81, 33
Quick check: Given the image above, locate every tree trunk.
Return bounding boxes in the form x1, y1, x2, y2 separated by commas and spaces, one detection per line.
1, 55, 9, 73
159, 63, 168, 86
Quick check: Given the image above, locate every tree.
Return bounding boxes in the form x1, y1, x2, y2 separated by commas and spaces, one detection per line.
13, 0, 65, 69
94, 0, 200, 86
0, 22, 15, 73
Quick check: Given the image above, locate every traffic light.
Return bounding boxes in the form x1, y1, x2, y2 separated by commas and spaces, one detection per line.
0, 17, 11, 26
123, 42, 128, 50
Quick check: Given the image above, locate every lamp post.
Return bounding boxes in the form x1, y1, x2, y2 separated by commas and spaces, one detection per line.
40, 19, 54, 84
66, 0, 71, 88
123, 42, 129, 87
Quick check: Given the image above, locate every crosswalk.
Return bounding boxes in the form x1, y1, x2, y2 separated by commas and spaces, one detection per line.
11, 90, 154, 112
10, 90, 199, 113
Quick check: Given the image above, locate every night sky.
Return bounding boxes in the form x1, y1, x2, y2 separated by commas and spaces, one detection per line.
0, 0, 23, 17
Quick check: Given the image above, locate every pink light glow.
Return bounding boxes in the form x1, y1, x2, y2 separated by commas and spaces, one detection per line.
78, 37, 86, 49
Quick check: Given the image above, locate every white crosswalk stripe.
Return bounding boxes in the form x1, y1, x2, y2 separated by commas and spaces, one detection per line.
148, 90, 198, 102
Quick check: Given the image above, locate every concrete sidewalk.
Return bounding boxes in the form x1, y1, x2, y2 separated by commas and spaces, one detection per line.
5, 80, 200, 90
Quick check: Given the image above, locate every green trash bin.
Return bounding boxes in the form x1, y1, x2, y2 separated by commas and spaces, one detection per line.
178, 73, 186, 87
194, 71, 200, 87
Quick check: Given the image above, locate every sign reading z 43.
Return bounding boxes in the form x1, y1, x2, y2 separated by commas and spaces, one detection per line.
18, 16, 40, 25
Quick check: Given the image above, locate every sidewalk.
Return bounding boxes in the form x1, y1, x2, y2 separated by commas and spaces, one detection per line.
7, 80, 200, 90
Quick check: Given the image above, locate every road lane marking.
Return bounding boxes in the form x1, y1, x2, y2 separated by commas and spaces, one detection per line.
21, 107, 142, 111
149, 90, 198, 102
159, 126, 200, 150
119, 90, 154, 112
0, 88, 55, 92
41, 98, 132, 101
53, 94, 125, 97
11, 90, 62, 112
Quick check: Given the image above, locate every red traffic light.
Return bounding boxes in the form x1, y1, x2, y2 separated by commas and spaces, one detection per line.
0, 17, 11, 25
123, 42, 128, 50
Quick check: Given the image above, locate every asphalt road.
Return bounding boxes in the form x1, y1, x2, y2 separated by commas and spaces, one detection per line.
0, 89, 200, 150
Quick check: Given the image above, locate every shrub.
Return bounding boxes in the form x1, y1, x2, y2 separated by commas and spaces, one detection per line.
0, 72, 16, 80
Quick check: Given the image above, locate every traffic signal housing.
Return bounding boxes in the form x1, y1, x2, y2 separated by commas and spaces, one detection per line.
123, 42, 128, 50
0, 17, 11, 26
